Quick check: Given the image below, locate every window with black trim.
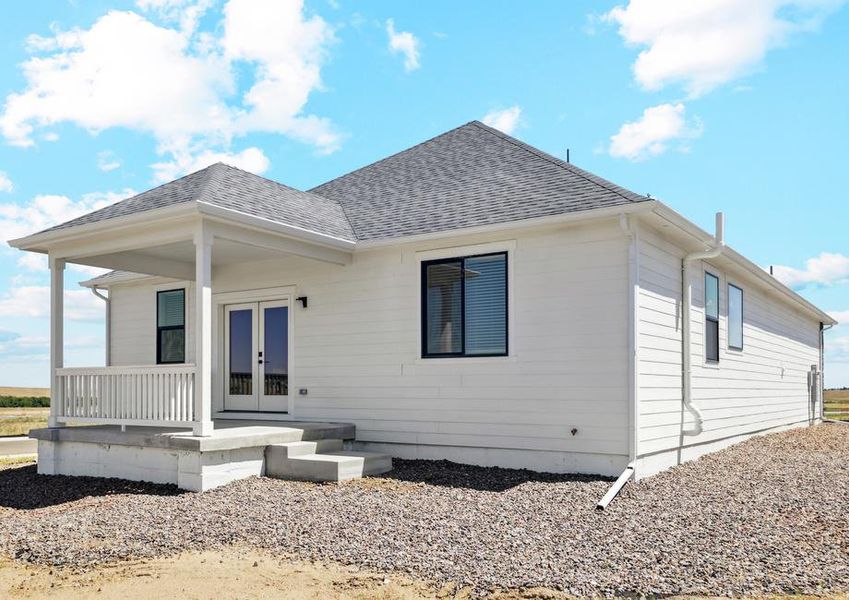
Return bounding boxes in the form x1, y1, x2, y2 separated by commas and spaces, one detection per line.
157, 289, 185, 364
728, 283, 743, 350
704, 272, 719, 362
422, 252, 507, 358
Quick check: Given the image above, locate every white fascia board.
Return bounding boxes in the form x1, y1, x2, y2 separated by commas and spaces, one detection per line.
8, 203, 198, 253
79, 272, 164, 289
9, 200, 356, 256
651, 202, 836, 325
354, 200, 660, 250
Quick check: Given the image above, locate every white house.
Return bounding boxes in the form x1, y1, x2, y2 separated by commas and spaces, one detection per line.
10, 121, 835, 492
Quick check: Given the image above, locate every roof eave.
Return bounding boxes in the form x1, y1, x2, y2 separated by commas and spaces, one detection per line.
8, 200, 357, 255
354, 200, 658, 249
8, 202, 199, 253
651, 202, 837, 326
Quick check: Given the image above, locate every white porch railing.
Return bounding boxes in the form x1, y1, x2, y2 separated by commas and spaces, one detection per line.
55, 365, 196, 427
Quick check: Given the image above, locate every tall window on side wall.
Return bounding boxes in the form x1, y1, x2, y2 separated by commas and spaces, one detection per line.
728, 284, 743, 350
422, 252, 507, 358
157, 289, 185, 364
704, 272, 719, 362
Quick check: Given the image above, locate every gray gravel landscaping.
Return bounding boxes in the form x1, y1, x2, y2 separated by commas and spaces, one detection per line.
1, 423, 847, 597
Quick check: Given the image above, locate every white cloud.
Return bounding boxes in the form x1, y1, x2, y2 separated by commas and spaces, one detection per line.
827, 336, 849, 363
0, 331, 102, 358
97, 150, 122, 172
828, 310, 849, 326
2, 11, 231, 149
0, 190, 133, 242
603, 0, 846, 98
482, 106, 522, 135
151, 145, 270, 183
609, 103, 702, 160
2, 1, 340, 179
0, 286, 104, 321
136, 0, 213, 35
386, 19, 420, 71
772, 252, 849, 289
221, 0, 341, 153
1, 190, 127, 278
0, 171, 12, 193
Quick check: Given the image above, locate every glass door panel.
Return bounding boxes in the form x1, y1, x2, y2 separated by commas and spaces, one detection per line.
224, 303, 258, 411
259, 300, 289, 412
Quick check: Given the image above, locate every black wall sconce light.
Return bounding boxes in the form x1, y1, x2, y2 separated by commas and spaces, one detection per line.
296, 296, 308, 309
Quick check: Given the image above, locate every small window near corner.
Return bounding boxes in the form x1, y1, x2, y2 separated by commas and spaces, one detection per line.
705, 272, 719, 362
157, 289, 185, 364
728, 284, 743, 350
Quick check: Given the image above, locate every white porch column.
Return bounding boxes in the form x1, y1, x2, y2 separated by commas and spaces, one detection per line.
48, 256, 65, 428
193, 226, 214, 436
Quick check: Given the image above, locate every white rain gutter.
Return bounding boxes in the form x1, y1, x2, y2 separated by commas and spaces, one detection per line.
90, 286, 111, 366
681, 212, 725, 436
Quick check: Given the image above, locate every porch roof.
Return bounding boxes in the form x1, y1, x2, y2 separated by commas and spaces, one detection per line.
36, 162, 356, 242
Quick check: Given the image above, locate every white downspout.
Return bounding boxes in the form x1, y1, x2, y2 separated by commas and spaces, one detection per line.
681, 212, 725, 436
91, 286, 110, 366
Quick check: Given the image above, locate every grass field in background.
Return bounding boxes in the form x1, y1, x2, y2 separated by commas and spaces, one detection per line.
0, 387, 50, 398
0, 387, 51, 437
824, 389, 849, 422
0, 408, 49, 437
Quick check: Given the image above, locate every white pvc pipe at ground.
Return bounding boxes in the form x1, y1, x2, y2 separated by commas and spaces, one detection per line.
596, 463, 634, 510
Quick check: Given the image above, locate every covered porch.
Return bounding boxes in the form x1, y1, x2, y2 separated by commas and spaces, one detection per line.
13, 199, 354, 437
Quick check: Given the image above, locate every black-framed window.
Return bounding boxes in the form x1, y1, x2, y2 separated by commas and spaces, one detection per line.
728, 283, 743, 350
157, 289, 185, 364
422, 252, 508, 358
704, 272, 719, 362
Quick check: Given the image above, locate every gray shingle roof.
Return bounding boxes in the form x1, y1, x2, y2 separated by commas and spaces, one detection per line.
37, 121, 649, 243
38, 163, 356, 241
310, 121, 649, 241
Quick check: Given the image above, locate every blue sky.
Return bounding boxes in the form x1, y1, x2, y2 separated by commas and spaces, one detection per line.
0, 0, 848, 387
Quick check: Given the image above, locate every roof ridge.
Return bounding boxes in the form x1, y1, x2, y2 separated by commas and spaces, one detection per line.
195, 162, 226, 205
469, 121, 644, 204
211, 161, 348, 209
309, 120, 480, 193
199, 162, 357, 241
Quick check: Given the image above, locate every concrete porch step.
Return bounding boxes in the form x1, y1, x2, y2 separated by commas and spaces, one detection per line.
265, 441, 392, 482
266, 438, 344, 460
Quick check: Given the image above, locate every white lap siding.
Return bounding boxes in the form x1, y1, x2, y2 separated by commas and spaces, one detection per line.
109, 280, 195, 366
107, 220, 632, 476
636, 225, 820, 477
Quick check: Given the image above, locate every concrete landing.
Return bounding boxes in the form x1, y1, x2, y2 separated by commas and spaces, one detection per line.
30, 420, 355, 451
30, 420, 363, 492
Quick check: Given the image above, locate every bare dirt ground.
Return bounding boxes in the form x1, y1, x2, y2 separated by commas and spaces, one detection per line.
0, 548, 450, 600
0, 547, 577, 600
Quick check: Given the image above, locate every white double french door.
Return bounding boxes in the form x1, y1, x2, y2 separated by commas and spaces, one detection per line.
224, 299, 289, 412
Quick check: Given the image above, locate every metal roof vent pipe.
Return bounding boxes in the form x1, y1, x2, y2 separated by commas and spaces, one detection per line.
681, 212, 725, 436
